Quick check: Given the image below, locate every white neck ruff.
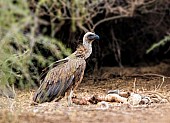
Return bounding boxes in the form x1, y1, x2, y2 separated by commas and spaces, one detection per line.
83, 40, 92, 59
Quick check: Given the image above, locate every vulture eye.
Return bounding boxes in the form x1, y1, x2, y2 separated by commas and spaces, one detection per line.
87, 34, 99, 40
87, 34, 95, 40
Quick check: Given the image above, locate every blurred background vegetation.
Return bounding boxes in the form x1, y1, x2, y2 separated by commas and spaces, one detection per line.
0, 0, 170, 97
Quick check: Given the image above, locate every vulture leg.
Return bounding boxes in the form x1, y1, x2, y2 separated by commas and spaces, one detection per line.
67, 88, 74, 106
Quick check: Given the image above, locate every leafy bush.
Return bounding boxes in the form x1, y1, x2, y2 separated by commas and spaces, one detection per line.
0, 0, 71, 90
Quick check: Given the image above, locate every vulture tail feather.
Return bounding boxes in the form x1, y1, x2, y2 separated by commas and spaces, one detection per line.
33, 75, 75, 103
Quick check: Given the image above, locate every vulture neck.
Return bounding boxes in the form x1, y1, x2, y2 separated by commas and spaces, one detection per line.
68, 40, 92, 60
83, 40, 92, 59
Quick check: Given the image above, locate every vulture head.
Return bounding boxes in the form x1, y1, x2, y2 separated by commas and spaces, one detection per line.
83, 32, 99, 45
81, 32, 99, 59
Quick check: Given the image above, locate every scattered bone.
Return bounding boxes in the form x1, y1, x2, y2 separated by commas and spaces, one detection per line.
72, 97, 90, 105
127, 93, 142, 106
97, 101, 110, 110
71, 90, 168, 106
107, 90, 130, 98
89, 94, 127, 104
140, 96, 151, 104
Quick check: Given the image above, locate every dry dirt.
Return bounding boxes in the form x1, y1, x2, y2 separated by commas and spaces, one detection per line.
0, 63, 170, 123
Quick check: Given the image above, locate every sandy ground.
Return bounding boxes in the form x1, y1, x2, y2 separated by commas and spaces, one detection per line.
0, 63, 170, 123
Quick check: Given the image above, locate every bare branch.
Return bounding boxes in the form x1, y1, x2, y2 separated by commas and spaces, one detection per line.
92, 15, 129, 31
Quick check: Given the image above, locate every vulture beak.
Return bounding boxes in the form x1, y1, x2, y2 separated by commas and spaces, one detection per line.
95, 34, 100, 40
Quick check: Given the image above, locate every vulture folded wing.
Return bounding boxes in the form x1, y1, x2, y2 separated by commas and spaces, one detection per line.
33, 58, 86, 103
39, 58, 69, 80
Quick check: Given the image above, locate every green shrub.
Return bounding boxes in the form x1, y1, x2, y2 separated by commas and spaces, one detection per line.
0, 0, 71, 90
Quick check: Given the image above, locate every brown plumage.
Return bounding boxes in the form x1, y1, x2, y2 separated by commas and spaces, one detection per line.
33, 32, 99, 105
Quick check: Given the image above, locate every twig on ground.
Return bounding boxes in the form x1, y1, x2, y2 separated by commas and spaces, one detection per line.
143, 73, 170, 79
